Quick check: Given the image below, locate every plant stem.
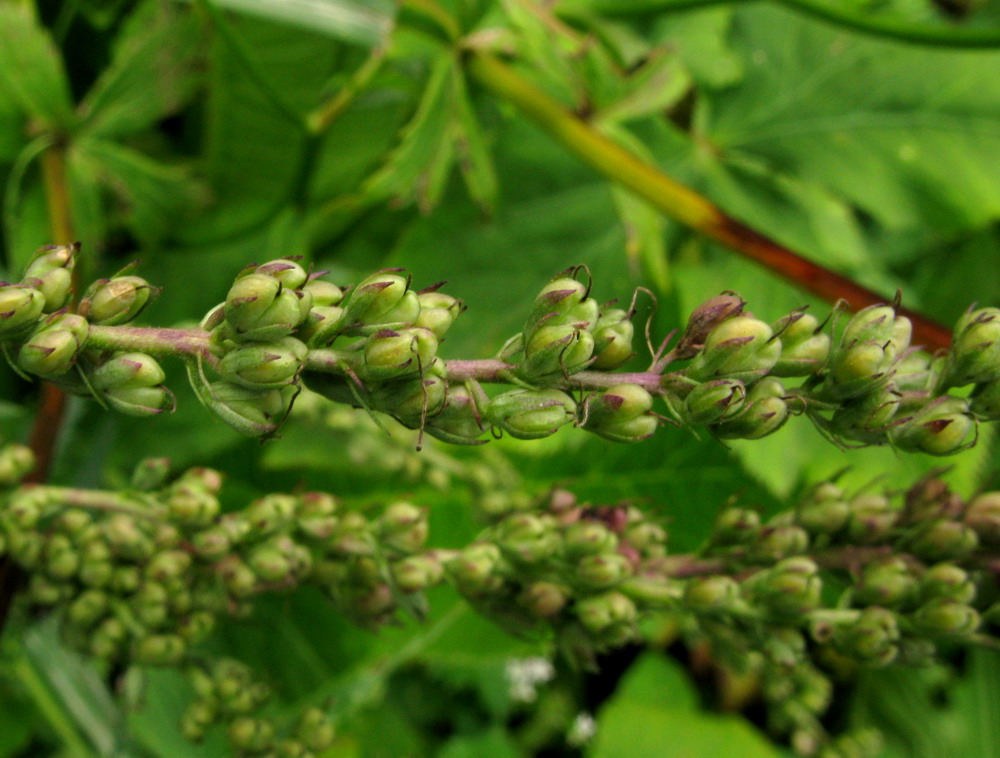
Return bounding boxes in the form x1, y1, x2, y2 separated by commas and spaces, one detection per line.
31, 486, 162, 520
86, 325, 218, 360
464, 50, 953, 353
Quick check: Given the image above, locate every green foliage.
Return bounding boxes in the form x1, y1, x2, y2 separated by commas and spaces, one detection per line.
2, 1, 1000, 757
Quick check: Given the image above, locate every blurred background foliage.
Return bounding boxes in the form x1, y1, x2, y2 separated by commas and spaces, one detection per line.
2, 0, 1000, 755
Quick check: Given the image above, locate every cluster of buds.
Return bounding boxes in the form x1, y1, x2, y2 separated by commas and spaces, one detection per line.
182, 660, 335, 757
5, 244, 1000, 456
2, 245, 172, 414
0, 454, 441, 754
444, 488, 668, 662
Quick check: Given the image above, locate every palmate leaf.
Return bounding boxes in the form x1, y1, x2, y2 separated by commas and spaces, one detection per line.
698, 5, 1000, 235
78, 0, 205, 140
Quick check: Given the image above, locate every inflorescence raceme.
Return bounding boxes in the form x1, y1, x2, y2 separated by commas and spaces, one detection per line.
1, 441, 1000, 758
2, 244, 999, 453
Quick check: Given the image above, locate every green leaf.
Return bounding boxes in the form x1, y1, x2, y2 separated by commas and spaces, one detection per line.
0, 3, 74, 128
452, 68, 498, 214
588, 653, 786, 758
199, 0, 394, 47
438, 727, 520, 758
78, 0, 204, 139
74, 137, 202, 244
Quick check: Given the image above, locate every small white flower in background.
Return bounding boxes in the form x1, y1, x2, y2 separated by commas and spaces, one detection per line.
504, 656, 555, 702
566, 711, 597, 746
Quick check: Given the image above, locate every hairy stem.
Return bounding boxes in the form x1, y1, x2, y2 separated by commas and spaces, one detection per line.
86, 325, 218, 360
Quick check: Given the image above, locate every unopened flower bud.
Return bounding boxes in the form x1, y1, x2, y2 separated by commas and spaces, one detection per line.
447, 543, 505, 594
486, 389, 576, 440
254, 259, 308, 289
423, 385, 486, 445
919, 563, 975, 604
965, 491, 1000, 544
519, 580, 570, 618
687, 316, 782, 383
378, 501, 428, 554
497, 513, 559, 564
563, 521, 618, 559
22, 244, 76, 312
0, 284, 45, 339
248, 543, 292, 582
228, 716, 275, 753
391, 554, 444, 592
711, 507, 761, 546
684, 576, 741, 612
836, 607, 899, 666
846, 493, 898, 543
202, 382, 289, 437
796, 483, 851, 536
413, 290, 463, 338
575, 552, 632, 589
841, 304, 898, 347
889, 397, 977, 456
575, 590, 637, 636
908, 519, 979, 562
854, 558, 916, 607
245, 494, 297, 535
90, 617, 127, 660
826, 340, 897, 400
91, 352, 165, 390
362, 327, 438, 381
520, 324, 594, 380
296, 707, 336, 752
524, 275, 591, 333
180, 699, 217, 743
710, 377, 789, 440
340, 270, 409, 327
682, 379, 746, 424
831, 386, 901, 444
912, 598, 980, 637
220, 336, 306, 390
590, 309, 635, 369
676, 293, 745, 359
303, 277, 343, 307
0, 443, 35, 486
771, 311, 830, 376
375, 289, 421, 326
755, 557, 822, 618
82, 275, 157, 325
941, 307, 1000, 387
751, 524, 810, 562
66, 589, 109, 628
224, 273, 305, 342
583, 383, 657, 442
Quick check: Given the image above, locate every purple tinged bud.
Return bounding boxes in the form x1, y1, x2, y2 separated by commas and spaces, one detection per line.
362, 326, 438, 381
919, 563, 975, 604
755, 557, 822, 618
91, 352, 165, 390
575, 552, 633, 589
415, 291, 463, 338
341, 271, 409, 326
710, 377, 789, 440
254, 259, 308, 289
447, 543, 505, 594
202, 382, 289, 437
22, 245, 76, 311
486, 389, 577, 440
0, 284, 45, 338
521, 323, 595, 379
770, 311, 830, 377
711, 507, 761, 546
0, 443, 35, 486
518, 580, 570, 618
220, 336, 306, 390
524, 276, 589, 333
575, 590, 637, 635
907, 519, 979, 562
391, 554, 444, 592
563, 521, 619, 559
889, 397, 977, 456
676, 293, 745, 359
224, 273, 305, 342
423, 385, 487, 445
836, 607, 900, 666
82, 275, 157, 325
970, 378, 1000, 420
590, 309, 635, 369
683, 379, 746, 424
941, 307, 1000, 387
686, 316, 782, 383
302, 277, 343, 306
375, 289, 422, 326
854, 557, 916, 607
965, 491, 1000, 544
584, 383, 657, 442
684, 576, 740, 612
912, 598, 980, 637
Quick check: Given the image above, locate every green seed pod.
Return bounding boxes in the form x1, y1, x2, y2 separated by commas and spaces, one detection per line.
255, 259, 308, 289
415, 291, 463, 338
919, 563, 975, 604
710, 377, 789, 440
0, 443, 35, 486
965, 491, 1000, 545
584, 383, 657, 442
854, 557, 916, 607
912, 597, 980, 637
82, 275, 157, 325
684, 576, 741, 613
590, 309, 635, 370
836, 607, 900, 666
970, 378, 1000, 420
224, 273, 306, 342
682, 379, 747, 425
296, 707, 336, 752
940, 307, 1000, 388
908, 519, 979, 562
486, 388, 577, 440
686, 316, 782, 384
362, 327, 438, 381
771, 312, 830, 377
22, 244, 77, 312
0, 284, 45, 339
220, 336, 307, 390
575, 590, 637, 636
889, 397, 977, 456
520, 324, 594, 380
391, 554, 444, 593
575, 552, 632, 589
